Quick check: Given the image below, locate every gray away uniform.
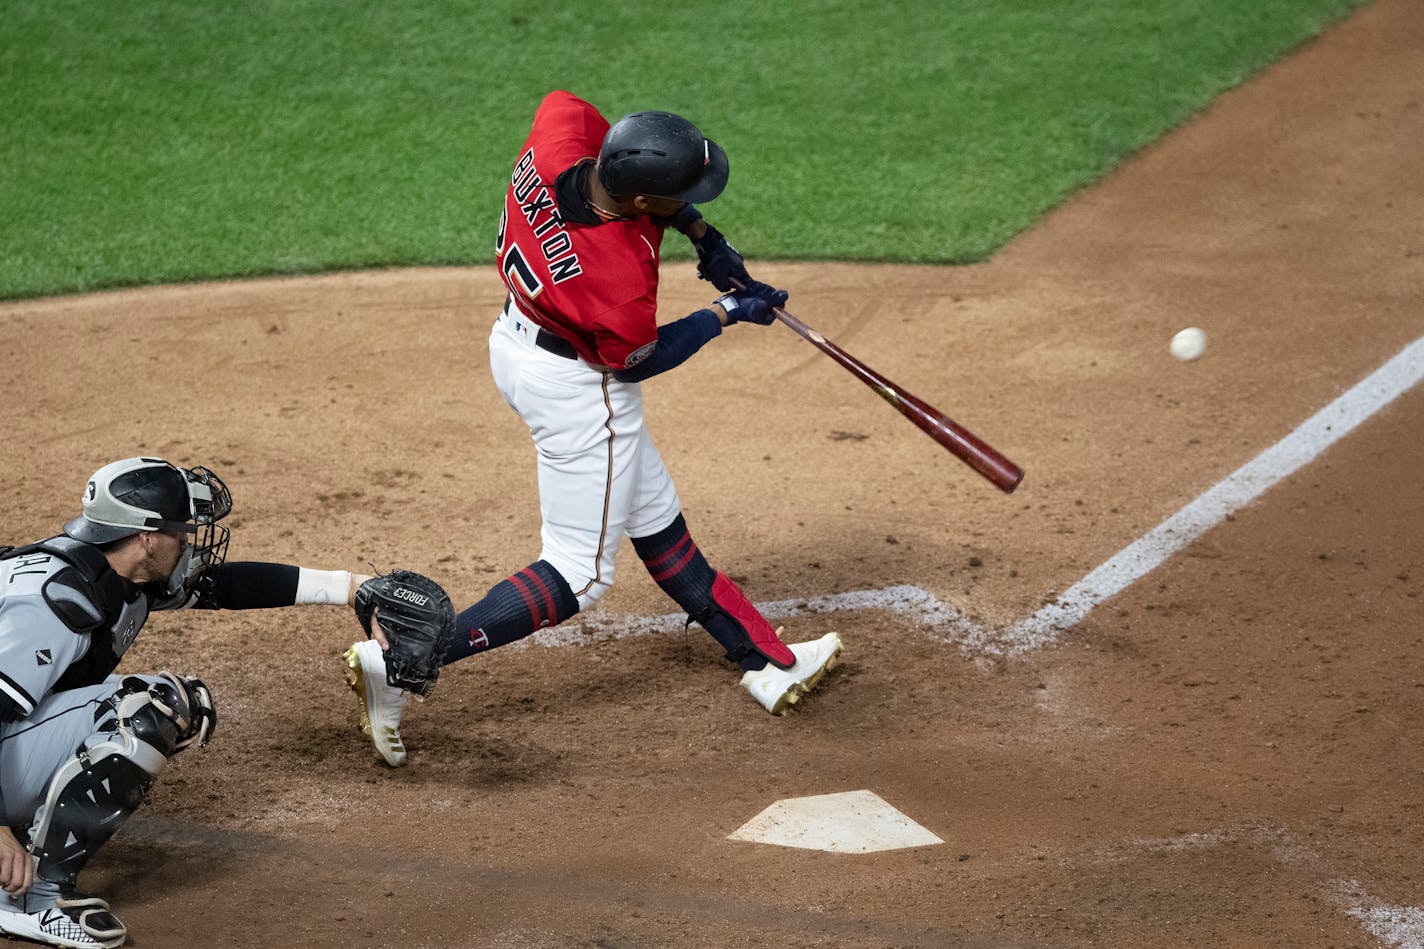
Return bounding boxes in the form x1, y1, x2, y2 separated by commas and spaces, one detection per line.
0, 537, 291, 919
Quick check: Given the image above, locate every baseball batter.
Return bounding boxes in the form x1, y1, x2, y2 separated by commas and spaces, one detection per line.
345, 90, 843, 768
0, 458, 371, 949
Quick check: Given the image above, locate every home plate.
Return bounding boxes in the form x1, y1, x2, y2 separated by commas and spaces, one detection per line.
728, 790, 943, 853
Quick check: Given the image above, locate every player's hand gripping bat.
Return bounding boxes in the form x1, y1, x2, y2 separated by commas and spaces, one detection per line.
743, 284, 1024, 493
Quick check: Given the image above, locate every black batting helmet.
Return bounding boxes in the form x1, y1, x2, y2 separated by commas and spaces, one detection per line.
596, 111, 729, 203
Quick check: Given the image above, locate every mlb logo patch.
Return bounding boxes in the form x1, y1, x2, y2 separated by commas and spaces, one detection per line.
35, 649, 52, 666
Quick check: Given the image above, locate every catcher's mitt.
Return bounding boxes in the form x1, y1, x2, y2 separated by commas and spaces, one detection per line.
353, 570, 456, 697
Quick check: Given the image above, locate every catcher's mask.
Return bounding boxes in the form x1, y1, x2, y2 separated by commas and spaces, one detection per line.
596, 110, 729, 203
64, 457, 232, 595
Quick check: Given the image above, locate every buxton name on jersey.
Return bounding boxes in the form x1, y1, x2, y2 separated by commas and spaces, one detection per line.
495, 91, 665, 370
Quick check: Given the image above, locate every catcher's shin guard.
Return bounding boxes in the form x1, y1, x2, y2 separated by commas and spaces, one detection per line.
27, 675, 213, 886
691, 573, 795, 670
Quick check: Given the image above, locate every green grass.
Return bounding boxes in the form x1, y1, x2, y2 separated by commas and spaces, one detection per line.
1, 0, 1364, 299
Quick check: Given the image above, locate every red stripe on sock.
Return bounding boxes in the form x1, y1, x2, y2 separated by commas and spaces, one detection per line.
519, 567, 560, 628
650, 544, 698, 583
642, 531, 693, 573
507, 572, 546, 630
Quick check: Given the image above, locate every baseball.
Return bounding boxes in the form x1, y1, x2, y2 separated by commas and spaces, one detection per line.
1170, 326, 1208, 362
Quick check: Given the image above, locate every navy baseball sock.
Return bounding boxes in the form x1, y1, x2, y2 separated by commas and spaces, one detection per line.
632, 515, 773, 672
444, 560, 579, 663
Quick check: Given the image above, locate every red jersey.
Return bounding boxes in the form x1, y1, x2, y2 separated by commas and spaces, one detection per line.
495, 91, 665, 369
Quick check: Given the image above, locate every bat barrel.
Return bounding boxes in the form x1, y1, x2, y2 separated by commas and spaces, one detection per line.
772, 306, 1025, 493
894, 388, 1024, 493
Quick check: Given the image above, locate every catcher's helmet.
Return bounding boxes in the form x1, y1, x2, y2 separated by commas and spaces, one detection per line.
64, 457, 232, 591
66, 458, 196, 543
596, 110, 729, 203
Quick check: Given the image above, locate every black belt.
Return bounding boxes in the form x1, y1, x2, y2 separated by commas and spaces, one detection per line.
503, 297, 578, 360
534, 327, 578, 360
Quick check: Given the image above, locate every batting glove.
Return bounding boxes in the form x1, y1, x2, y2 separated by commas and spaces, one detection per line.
717, 281, 788, 326
694, 224, 753, 292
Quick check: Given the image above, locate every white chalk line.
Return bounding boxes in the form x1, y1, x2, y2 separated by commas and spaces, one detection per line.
997, 334, 1424, 654
526, 584, 963, 650
1347, 901, 1424, 949
532, 334, 1424, 657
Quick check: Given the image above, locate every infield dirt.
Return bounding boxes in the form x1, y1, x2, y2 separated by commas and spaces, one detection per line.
2, 0, 1422, 945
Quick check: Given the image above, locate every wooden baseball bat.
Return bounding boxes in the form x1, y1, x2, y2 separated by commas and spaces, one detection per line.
770, 304, 1025, 493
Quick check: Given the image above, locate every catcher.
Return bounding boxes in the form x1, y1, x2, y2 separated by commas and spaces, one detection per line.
0, 457, 375, 949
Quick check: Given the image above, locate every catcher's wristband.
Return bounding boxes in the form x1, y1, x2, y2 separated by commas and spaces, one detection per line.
295, 568, 352, 606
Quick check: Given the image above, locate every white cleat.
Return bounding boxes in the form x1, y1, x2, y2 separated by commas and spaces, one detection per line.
741, 632, 844, 715
0, 900, 125, 949
343, 639, 409, 767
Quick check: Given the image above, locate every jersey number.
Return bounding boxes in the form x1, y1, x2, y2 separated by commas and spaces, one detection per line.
502, 244, 544, 299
